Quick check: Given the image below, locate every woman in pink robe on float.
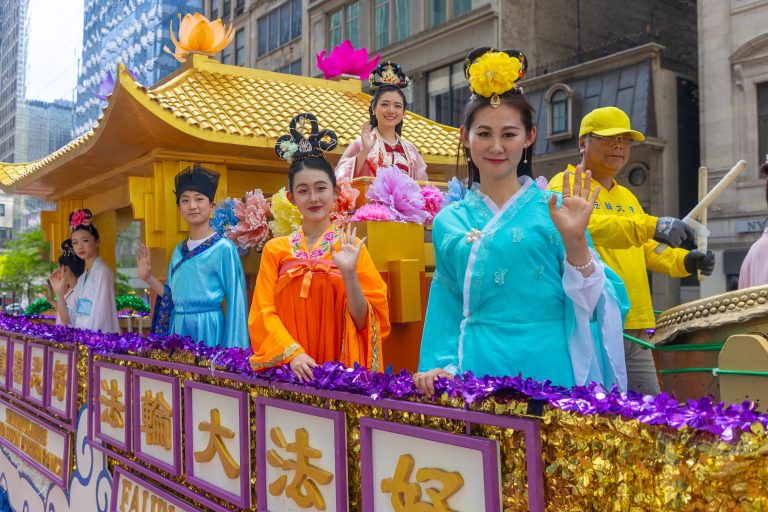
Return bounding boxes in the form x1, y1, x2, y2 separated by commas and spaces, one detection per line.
335, 61, 428, 181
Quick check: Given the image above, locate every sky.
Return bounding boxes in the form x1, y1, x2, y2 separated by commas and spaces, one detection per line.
24, 0, 84, 102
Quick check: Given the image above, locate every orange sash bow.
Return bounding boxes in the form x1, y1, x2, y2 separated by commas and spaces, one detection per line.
276, 259, 340, 299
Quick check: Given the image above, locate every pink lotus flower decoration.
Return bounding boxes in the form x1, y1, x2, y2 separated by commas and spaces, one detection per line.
316, 40, 381, 80
421, 185, 445, 223
228, 190, 271, 251
331, 178, 360, 225
350, 203, 395, 222
364, 166, 430, 224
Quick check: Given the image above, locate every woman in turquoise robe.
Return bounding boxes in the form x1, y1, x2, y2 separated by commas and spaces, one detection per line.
418, 178, 630, 389
416, 48, 629, 393
138, 165, 250, 349
162, 235, 250, 349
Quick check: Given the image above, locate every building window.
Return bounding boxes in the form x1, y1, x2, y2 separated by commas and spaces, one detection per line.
374, 0, 390, 50
551, 91, 568, 133
427, 61, 470, 127
328, 3, 361, 49
257, 0, 302, 56
211, 2, 219, 20
346, 3, 360, 47
235, 0, 245, 16
453, 0, 471, 16
328, 9, 342, 49
429, 0, 471, 27
223, 0, 231, 20
235, 29, 245, 65
222, 42, 232, 64
0, 204, 5, 216
429, 0, 447, 27
758, 83, 768, 169
544, 84, 574, 141
374, 0, 409, 50
277, 59, 302, 75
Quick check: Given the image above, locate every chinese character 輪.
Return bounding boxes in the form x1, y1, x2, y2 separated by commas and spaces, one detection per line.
140, 389, 172, 450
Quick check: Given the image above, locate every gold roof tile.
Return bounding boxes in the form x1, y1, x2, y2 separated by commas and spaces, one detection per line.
1, 56, 458, 188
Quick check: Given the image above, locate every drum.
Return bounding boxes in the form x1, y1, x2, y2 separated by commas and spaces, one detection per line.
651, 285, 768, 404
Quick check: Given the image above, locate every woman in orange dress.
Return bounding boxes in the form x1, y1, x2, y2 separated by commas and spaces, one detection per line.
249, 113, 390, 380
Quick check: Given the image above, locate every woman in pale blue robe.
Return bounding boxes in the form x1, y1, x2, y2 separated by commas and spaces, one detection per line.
418, 178, 630, 389
415, 48, 629, 393
161, 235, 250, 349
138, 165, 250, 349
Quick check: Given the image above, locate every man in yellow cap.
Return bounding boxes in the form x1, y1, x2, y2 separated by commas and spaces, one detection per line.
548, 106, 714, 395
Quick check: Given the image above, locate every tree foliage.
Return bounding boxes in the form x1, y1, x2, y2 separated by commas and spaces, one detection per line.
0, 229, 56, 304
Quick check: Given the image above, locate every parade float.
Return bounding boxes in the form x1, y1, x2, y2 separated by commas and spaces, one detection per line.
0, 13, 766, 512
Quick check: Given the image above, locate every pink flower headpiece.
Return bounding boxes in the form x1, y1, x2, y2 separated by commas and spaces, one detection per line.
69, 209, 92, 231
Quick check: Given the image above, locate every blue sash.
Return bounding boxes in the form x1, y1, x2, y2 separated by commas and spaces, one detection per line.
151, 234, 222, 335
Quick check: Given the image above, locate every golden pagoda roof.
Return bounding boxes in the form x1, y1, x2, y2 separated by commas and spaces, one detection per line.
0, 55, 459, 196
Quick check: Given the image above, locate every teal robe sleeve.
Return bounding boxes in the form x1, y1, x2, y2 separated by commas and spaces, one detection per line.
218, 239, 250, 349
418, 217, 462, 373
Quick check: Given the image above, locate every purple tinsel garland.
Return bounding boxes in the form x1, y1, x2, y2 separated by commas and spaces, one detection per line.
2, 314, 765, 442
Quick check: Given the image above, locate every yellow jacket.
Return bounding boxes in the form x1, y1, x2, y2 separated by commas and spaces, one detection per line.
548, 165, 690, 328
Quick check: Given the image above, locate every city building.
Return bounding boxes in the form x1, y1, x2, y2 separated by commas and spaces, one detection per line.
208, 0, 698, 309
522, 42, 700, 310
0, 0, 28, 163
698, 0, 768, 295
0, 0, 28, 244
75, 0, 203, 135
0, 193, 13, 247
206, 0, 304, 74
14, 100, 75, 162
7, 100, 73, 234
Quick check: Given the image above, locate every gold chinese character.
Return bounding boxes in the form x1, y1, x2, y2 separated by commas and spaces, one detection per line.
0, 347, 6, 375
267, 427, 333, 510
140, 390, 172, 450
29, 356, 44, 395
12, 350, 23, 385
99, 379, 125, 428
193, 408, 240, 478
51, 360, 68, 402
380, 454, 464, 512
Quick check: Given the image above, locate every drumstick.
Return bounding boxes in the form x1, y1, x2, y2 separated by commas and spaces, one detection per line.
697, 166, 707, 280
655, 160, 747, 254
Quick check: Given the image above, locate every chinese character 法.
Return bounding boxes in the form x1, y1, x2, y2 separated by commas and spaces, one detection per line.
267, 427, 333, 510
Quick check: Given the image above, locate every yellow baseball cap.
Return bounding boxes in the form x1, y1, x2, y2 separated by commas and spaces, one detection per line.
579, 106, 645, 141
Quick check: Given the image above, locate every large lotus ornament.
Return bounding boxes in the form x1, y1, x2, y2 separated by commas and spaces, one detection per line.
316, 40, 381, 80
163, 12, 234, 63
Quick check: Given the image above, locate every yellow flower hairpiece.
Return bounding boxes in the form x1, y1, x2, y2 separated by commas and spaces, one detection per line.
467, 52, 523, 106
268, 187, 303, 237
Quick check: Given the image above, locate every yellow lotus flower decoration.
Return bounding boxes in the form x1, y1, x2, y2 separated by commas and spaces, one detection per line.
163, 13, 234, 63
269, 188, 303, 237
467, 52, 523, 98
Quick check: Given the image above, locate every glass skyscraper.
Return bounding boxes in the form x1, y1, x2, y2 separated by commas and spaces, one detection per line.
75, 0, 202, 135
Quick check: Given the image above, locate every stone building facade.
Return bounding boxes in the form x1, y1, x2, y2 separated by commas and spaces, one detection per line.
203, 0, 700, 309
698, 0, 768, 295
